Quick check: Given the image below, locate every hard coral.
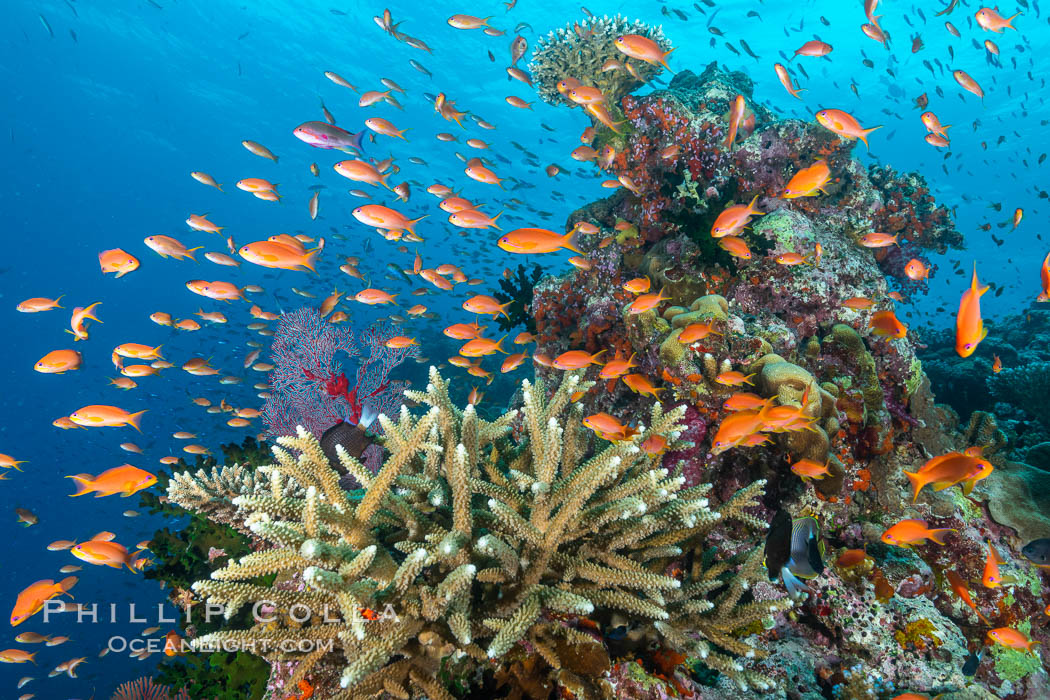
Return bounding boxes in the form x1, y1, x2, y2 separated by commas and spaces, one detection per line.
178, 369, 788, 695
529, 15, 670, 106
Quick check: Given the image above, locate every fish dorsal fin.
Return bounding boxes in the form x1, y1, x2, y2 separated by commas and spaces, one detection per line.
91, 531, 116, 542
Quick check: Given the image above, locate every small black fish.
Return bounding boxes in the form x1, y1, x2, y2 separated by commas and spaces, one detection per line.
238, 31, 250, 40
39, 14, 54, 38
820, 16, 830, 26
740, 38, 760, 59
747, 10, 762, 20
674, 9, 689, 20
725, 42, 740, 55
1022, 538, 1050, 566
69, 29, 77, 43
330, 8, 347, 15
764, 510, 793, 584
961, 649, 982, 677
709, 26, 723, 36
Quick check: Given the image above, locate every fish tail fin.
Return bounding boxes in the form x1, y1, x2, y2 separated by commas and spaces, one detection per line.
562, 228, 583, 254
491, 210, 504, 230
406, 215, 428, 233
1007, 11, 1022, 28
66, 474, 96, 497
903, 470, 925, 503
928, 528, 957, 545
59, 576, 78, 593
660, 47, 676, 70
126, 410, 147, 433
592, 348, 607, 364
82, 302, 103, 323
54, 295, 64, 308
781, 567, 810, 597
792, 88, 806, 99
495, 335, 508, 354
498, 301, 512, 320
746, 193, 763, 215
859, 124, 884, 147
301, 249, 319, 274
398, 128, 410, 141
186, 247, 203, 262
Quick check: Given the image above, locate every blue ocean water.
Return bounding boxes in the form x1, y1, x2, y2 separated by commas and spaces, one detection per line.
0, 0, 1040, 696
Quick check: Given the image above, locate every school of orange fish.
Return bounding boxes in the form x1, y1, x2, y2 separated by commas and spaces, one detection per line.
1, 1, 1045, 693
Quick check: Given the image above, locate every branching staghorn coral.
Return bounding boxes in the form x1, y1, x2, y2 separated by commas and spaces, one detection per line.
175, 368, 785, 697
167, 463, 302, 536
530, 15, 671, 106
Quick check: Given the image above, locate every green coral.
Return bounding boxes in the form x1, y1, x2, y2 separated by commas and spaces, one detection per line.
825, 324, 884, 425
753, 209, 811, 251
992, 620, 1043, 682
904, 358, 924, 398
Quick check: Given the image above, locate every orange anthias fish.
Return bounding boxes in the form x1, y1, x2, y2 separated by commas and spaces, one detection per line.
552, 349, 605, 370
71, 533, 147, 572
790, 458, 831, 482
715, 371, 755, 387
497, 228, 581, 254
723, 392, 771, 412
99, 249, 140, 278
920, 111, 951, 138
582, 412, 638, 442
975, 7, 1021, 32
599, 351, 638, 379
613, 34, 674, 69
774, 63, 805, 99
869, 310, 908, 339
987, 627, 1040, 653
463, 295, 511, 319
903, 450, 990, 502
793, 39, 833, 57
905, 258, 930, 281
239, 236, 319, 273
679, 321, 721, 343
459, 336, 508, 357
956, 262, 989, 357
711, 195, 762, 238
69, 405, 146, 431
982, 541, 1017, 588
623, 276, 651, 294
953, 69, 984, 100
946, 570, 991, 625
723, 95, 746, 148
710, 410, 765, 454
35, 349, 82, 374
11, 577, 78, 626
628, 289, 670, 314
1039, 252, 1050, 301
782, 160, 830, 198
815, 109, 882, 148
622, 373, 663, 397
444, 322, 486, 340
67, 464, 157, 498
880, 518, 956, 547
17, 295, 64, 313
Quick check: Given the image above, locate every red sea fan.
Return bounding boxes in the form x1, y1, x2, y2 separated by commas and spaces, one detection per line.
262, 307, 418, 439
